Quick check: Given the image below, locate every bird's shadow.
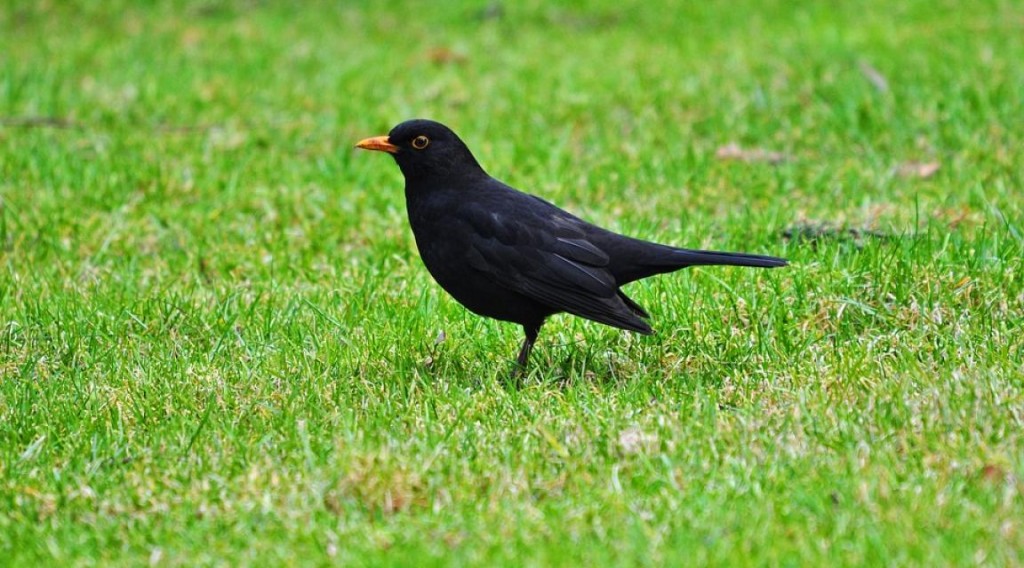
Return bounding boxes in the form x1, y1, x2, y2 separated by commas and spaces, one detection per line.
413, 318, 781, 391
416, 330, 632, 390
501, 333, 656, 390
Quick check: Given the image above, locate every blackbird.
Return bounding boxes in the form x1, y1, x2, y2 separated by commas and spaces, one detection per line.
356, 119, 786, 369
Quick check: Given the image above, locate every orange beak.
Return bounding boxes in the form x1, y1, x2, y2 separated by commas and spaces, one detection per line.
355, 135, 399, 154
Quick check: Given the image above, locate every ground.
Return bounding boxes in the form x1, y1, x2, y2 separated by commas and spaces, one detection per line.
1, 0, 1022, 565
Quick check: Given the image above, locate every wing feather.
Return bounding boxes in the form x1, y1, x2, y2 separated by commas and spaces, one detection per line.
462, 204, 651, 333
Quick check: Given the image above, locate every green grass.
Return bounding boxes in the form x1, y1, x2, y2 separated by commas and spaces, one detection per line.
2, 0, 1023, 565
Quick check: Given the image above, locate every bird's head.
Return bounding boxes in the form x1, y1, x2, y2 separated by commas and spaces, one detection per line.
356, 119, 485, 183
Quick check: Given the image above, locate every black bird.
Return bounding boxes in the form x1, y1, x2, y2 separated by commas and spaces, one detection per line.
356, 119, 786, 369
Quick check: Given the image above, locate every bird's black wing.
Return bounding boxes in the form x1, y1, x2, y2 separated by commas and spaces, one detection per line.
458, 197, 652, 333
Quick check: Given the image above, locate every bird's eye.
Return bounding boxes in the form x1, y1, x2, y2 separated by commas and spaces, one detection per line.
411, 135, 430, 150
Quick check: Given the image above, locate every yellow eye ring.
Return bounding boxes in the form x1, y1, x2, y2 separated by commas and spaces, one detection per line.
412, 135, 430, 150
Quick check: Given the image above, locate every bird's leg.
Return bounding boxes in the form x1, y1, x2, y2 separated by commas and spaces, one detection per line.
511, 324, 541, 382
516, 324, 540, 367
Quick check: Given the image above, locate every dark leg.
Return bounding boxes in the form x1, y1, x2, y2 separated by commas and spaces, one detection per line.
512, 324, 541, 381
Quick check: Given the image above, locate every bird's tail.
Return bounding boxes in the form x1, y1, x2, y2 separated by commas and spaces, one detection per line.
668, 248, 788, 269
610, 238, 787, 284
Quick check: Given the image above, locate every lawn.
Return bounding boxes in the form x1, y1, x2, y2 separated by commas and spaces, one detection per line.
1, 0, 1023, 565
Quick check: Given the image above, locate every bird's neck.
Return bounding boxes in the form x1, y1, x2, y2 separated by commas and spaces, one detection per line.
400, 164, 490, 193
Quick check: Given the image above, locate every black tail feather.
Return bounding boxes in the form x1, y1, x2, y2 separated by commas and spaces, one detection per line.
671, 248, 788, 269
611, 240, 788, 284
